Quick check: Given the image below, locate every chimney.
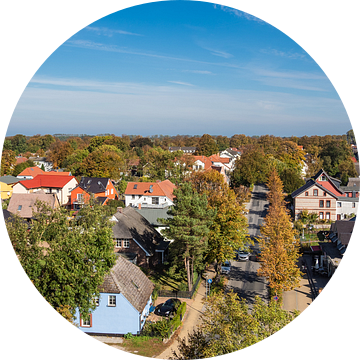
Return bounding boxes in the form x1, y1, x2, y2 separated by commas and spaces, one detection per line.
138, 203, 141, 210
117, 207, 123, 213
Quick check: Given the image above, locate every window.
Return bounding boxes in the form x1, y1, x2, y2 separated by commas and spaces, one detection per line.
305, 192, 309, 196
320, 175, 326, 181
319, 212, 324, 219
353, 203, 356, 208
108, 295, 116, 307
132, 195, 135, 199
115, 239, 122, 248
325, 212, 330, 220
313, 189, 318, 196
111, 188, 114, 195
17, 205, 22, 211
323, 192, 326, 196
123, 239, 130, 248
80, 314, 92, 327
326, 200, 331, 208
337, 202, 342, 208
152, 197, 159, 205
319, 200, 324, 208
77, 193, 83, 202
94, 297, 99, 306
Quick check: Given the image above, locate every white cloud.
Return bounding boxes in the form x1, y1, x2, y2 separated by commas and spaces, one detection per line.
214, 5, 265, 24
182, 70, 213, 75
168, 81, 194, 86
86, 26, 143, 37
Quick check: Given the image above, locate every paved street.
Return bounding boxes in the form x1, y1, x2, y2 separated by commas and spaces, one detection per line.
227, 184, 269, 303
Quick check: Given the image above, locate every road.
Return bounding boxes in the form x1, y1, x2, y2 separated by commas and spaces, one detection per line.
227, 184, 269, 304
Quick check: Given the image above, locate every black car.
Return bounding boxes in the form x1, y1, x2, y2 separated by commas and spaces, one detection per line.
154, 298, 181, 317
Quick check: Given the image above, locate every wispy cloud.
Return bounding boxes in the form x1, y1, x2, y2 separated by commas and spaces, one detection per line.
86, 26, 143, 37
182, 70, 213, 75
203, 46, 233, 59
168, 81, 194, 86
214, 5, 265, 24
260, 48, 307, 60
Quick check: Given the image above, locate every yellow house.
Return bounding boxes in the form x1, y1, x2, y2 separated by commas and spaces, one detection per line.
0, 181, 13, 199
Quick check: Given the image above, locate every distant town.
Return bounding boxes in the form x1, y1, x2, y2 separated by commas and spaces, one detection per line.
1, 131, 358, 358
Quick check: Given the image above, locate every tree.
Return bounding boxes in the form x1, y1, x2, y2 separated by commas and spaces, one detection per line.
79, 145, 125, 179
190, 170, 250, 271
161, 183, 214, 291
279, 167, 305, 194
257, 167, 302, 298
12, 159, 35, 176
1, 149, 16, 176
231, 145, 269, 187
171, 291, 298, 359
196, 134, 219, 157
6, 199, 116, 320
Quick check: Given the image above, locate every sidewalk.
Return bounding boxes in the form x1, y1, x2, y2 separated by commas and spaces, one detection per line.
156, 267, 216, 359
282, 255, 330, 313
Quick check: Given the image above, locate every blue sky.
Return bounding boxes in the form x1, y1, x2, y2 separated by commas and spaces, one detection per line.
7, 1, 352, 137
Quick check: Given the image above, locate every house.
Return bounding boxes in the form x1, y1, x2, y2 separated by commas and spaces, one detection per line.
318, 217, 355, 277
7, 192, 60, 220
111, 206, 170, 267
124, 180, 176, 208
12, 174, 78, 206
28, 156, 53, 171
169, 146, 197, 154
0, 175, 19, 199
75, 254, 154, 336
135, 206, 173, 237
291, 169, 359, 221
70, 177, 119, 210
16, 166, 45, 180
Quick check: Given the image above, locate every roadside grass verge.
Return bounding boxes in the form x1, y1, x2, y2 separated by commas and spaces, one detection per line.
118, 336, 167, 358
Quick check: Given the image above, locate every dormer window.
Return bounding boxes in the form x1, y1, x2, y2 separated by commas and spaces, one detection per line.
320, 175, 326, 181
134, 184, 137, 189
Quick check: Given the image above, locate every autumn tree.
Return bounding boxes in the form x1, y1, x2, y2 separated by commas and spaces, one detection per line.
231, 145, 269, 187
1, 149, 16, 176
257, 167, 302, 298
196, 134, 219, 157
161, 182, 214, 291
79, 145, 125, 179
190, 170, 250, 271
171, 291, 298, 359
6, 199, 116, 320
48, 140, 73, 168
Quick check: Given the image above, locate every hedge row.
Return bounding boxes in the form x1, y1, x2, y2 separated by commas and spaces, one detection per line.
142, 301, 187, 339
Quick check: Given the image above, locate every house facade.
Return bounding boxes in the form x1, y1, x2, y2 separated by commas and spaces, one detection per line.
70, 177, 119, 210
124, 180, 175, 208
12, 174, 78, 206
0, 175, 19, 199
28, 156, 53, 171
291, 169, 359, 221
75, 255, 154, 335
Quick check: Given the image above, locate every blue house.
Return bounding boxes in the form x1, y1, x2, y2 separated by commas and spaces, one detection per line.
75, 254, 154, 335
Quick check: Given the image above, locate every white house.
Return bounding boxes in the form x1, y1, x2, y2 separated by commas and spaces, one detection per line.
124, 180, 176, 208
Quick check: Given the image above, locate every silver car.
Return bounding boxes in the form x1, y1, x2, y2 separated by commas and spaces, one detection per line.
221, 260, 231, 274
237, 250, 250, 261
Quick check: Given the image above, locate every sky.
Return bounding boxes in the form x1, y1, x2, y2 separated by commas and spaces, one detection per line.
7, 1, 352, 137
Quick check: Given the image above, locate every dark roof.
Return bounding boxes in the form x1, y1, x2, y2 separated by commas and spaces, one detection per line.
112, 207, 170, 256
78, 177, 109, 194
291, 178, 339, 199
0, 175, 20, 185
99, 255, 154, 313
95, 196, 108, 205
135, 207, 172, 226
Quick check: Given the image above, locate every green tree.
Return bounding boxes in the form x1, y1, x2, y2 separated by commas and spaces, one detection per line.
161, 182, 214, 290
280, 167, 305, 194
231, 145, 269, 187
196, 134, 219, 157
6, 200, 116, 320
10, 134, 28, 154
79, 145, 124, 179
190, 170, 250, 271
12, 160, 35, 176
171, 291, 298, 359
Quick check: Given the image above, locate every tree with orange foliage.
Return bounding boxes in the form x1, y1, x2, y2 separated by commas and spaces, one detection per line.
257, 166, 302, 299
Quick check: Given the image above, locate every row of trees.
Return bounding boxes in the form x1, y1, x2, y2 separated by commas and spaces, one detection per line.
162, 169, 250, 291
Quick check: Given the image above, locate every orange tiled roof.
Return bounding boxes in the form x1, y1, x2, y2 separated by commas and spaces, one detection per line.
125, 180, 176, 201
18, 167, 45, 177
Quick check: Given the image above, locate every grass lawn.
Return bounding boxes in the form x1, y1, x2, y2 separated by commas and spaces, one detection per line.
120, 336, 168, 358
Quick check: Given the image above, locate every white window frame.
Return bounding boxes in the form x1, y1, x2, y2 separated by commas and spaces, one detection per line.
80, 314, 92, 327
115, 239, 122, 248
108, 295, 116, 307
123, 239, 130, 248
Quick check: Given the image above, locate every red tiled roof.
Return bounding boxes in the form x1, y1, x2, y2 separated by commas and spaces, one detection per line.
45, 171, 71, 176
19, 174, 77, 189
16, 157, 28, 165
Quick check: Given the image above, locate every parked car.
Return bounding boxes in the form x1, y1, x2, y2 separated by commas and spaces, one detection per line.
237, 250, 250, 261
254, 249, 262, 261
221, 260, 231, 274
154, 298, 181, 317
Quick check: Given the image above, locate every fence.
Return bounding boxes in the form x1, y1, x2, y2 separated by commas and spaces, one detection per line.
158, 273, 202, 299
